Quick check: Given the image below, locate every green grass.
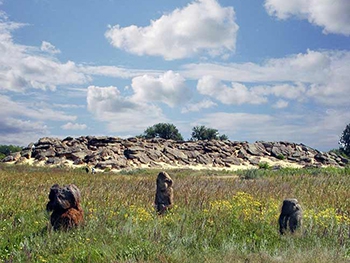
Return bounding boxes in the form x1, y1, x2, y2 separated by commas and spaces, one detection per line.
0, 164, 350, 262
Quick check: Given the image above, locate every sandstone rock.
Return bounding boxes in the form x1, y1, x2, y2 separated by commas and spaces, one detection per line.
3, 136, 348, 170
186, 150, 201, 159
196, 154, 212, 165
222, 157, 242, 165
21, 148, 32, 159
36, 149, 56, 159
163, 147, 188, 161
245, 143, 265, 156
2, 155, 14, 162
15, 157, 28, 164
46, 157, 62, 165
73, 158, 84, 165
146, 149, 163, 161
237, 148, 248, 159
136, 152, 151, 164
71, 151, 91, 161
248, 157, 261, 165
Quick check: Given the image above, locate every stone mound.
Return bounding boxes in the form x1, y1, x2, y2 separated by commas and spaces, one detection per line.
2, 136, 349, 171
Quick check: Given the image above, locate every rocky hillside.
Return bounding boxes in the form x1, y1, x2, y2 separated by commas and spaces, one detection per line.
2, 136, 349, 171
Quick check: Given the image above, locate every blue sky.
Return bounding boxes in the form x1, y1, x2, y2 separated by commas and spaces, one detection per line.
0, 0, 349, 151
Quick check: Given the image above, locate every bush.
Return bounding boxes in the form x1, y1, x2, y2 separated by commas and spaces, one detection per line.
140, 123, 183, 141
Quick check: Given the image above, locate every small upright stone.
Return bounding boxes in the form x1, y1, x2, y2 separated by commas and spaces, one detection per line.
278, 198, 302, 234
154, 171, 174, 215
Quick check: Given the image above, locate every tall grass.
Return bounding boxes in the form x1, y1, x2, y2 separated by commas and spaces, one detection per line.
0, 164, 349, 262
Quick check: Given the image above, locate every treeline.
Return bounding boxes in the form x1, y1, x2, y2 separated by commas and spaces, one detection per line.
0, 145, 23, 160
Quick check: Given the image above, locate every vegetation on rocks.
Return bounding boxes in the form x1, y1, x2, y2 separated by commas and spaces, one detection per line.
0, 164, 349, 262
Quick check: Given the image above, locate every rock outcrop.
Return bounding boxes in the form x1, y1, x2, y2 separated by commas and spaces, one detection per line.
2, 136, 349, 170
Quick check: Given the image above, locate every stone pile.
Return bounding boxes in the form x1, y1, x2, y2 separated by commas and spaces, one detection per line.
2, 136, 349, 170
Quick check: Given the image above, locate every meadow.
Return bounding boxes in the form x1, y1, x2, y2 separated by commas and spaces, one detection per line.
0, 164, 349, 262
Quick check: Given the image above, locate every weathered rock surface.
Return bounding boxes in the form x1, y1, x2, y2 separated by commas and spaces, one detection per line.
2, 136, 349, 170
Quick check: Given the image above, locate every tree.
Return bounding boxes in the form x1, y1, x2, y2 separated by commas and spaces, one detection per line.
339, 123, 350, 156
141, 123, 184, 141
191, 125, 228, 141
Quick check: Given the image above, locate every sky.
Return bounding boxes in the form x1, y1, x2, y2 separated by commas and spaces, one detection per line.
0, 0, 350, 151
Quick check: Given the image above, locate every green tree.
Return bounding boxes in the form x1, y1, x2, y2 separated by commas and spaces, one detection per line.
141, 123, 183, 141
191, 125, 228, 141
339, 123, 350, 156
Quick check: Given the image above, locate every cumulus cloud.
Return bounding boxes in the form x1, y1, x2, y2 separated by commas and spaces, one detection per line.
131, 71, 191, 107
181, 99, 217, 113
197, 76, 267, 105
264, 0, 350, 35
86, 86, 167, 134
105, 0, 238, 60
183, 50, 350, 106
40, 41, 61, 54
61, 122, 87, 130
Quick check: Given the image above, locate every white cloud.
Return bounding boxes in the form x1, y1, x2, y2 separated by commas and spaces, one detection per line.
105, 0, 238, 60
181, 99, 217, 113
272, 99, 289, 109
0, 17, 90, 92
264, 0, 350, 36
184, 49, 333, 83
271, 83, 307, 100
183, 50, 350, 106
131, 71, 191, 107
40, 41, 61, 54
197, 76, 267, 105
61, 122, 87, 130
86, 86, 167, 134
81, 65, 163, 79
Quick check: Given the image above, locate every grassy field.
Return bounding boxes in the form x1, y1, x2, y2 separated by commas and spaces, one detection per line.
0, 164, 350, 263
